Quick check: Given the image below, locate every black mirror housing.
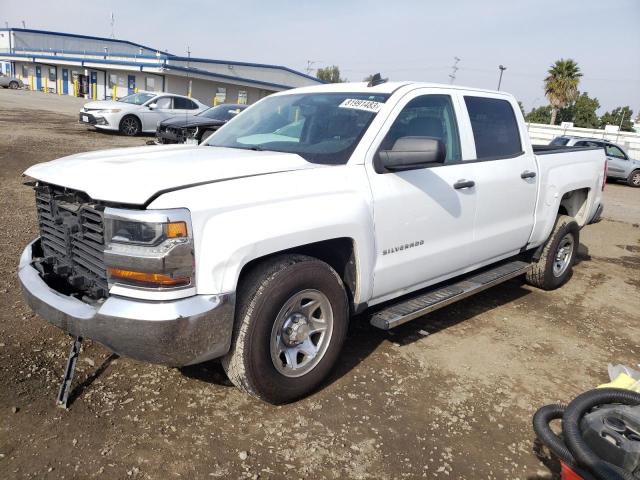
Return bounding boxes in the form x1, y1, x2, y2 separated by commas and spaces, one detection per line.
377, 136, 446, 173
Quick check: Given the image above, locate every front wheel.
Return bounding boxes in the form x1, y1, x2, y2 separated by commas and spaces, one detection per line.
627, 170, 640, 188
526, 215, 579, 290
9, 81, 19, 89
119, 115, 141, 136
222, 254, 349, 404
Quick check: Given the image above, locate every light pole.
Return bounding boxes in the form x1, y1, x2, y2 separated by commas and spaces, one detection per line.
497, 65, 507, 90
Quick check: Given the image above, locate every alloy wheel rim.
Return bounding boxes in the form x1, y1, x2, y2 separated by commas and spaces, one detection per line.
123, 118, 138, 135
633, 173, 640, 186
553, 234, 574, 277
270, 289, 334, 378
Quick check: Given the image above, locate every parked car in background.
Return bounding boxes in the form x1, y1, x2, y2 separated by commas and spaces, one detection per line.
0, 72, 24, 89
550, 135, 640, 187
156, 104, 248, 144
79, 92, 208, 136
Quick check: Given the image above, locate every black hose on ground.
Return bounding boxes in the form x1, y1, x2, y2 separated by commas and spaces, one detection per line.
532, 404, 575, 465
562, 388, 640, 480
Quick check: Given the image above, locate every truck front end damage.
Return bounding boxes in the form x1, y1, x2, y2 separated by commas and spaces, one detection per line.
18, 182, 234, 367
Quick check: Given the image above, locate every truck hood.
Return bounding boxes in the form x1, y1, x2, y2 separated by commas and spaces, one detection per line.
24, 145, 322, 205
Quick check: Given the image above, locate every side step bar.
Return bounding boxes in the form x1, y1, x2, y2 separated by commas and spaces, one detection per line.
370, 260, 531, 330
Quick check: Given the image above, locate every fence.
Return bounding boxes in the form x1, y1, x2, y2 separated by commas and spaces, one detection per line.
525, 122, 640, 159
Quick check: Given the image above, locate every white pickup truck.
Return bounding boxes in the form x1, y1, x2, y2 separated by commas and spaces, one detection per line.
19, 80, 606, 404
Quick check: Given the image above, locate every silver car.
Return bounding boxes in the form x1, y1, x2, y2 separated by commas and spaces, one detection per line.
79, 92, 208, 136
0, 73, 24, 89
550, 135, 640, 187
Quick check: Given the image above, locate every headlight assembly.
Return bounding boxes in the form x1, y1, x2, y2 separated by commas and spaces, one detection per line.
103, 208, 195, 294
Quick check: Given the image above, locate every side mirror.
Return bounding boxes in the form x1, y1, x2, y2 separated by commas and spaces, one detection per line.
148, 103, 157, 110
378, 137, 446, 173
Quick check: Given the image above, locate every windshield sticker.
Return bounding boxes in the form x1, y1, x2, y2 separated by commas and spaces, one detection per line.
339, 98, 384, 113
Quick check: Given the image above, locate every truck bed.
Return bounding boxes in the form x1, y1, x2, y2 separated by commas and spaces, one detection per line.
532, 144, 601, 155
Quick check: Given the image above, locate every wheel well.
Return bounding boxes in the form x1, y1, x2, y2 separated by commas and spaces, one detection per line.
119, 114, 140, 128
559, 188, 590, 226
239, 238, 358, 308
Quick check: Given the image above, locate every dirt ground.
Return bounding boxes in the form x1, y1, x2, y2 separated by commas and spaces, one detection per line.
1, 89, 639, 480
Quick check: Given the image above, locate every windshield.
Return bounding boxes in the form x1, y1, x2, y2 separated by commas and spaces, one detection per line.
199, 104, 246, 121
118, 93, 155, 105
204, 92, 389, 164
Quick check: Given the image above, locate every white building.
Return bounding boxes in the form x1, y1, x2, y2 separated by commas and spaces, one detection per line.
0, 28, 322, 104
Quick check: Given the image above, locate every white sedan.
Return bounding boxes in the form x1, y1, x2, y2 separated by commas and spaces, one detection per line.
79, 92, 208, 136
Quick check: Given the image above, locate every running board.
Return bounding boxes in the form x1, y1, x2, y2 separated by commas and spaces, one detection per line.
370, 260, 531, 330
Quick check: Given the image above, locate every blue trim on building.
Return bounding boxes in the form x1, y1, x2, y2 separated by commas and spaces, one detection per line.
1, 52, 163, 68
12, 47, 170, 60
1, 53, 293, 89
2, 27, 322, 85
1, 27, 164, 55
168, 56, 323, 84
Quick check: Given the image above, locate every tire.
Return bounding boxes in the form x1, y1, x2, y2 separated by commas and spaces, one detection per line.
526, 215, 579, 290
9, 81, 19, 89
627, 170, 640, 188
119, 115, 141, 136
222, 254, 349, 404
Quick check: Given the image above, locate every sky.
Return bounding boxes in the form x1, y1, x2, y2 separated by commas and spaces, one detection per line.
2, 0, 639, 116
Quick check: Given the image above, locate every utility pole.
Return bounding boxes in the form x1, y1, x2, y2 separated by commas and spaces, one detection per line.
449, 57, 460, 84
109, 12, 115, 39
186, 46, 192, 97
497, 65, 507, 90
306, 60, 320, 76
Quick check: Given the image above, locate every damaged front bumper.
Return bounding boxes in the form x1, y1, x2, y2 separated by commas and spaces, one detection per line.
18, 239, 234, 366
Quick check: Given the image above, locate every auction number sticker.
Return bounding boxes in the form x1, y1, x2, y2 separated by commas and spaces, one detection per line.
339, 98, 384, 113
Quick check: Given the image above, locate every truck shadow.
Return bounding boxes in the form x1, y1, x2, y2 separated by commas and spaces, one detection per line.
68, 353, 120, 406
180, 278, 535, 392
326, 277, 533, 386
575, 243, 591, 265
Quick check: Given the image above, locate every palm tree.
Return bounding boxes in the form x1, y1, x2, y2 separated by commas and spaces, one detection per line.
544, 59, 582, 125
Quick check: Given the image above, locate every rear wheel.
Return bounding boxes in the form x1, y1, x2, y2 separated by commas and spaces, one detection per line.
9, 81, 19, 89
628, 170, 640, 188
222, 254, 349, 404
119, 115, 141, 136
526, 215, 579, 290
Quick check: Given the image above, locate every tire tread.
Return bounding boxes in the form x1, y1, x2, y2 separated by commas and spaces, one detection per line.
222, 254, 346, 402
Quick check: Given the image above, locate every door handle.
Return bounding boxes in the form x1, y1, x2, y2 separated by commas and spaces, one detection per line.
521, 170, 536, 179
453, 179, 475, 189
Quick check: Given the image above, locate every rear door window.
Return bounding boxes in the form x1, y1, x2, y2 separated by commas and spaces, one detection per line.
550, 137, 570, 146
464, 96, 522, 159
174, 97, 198, 109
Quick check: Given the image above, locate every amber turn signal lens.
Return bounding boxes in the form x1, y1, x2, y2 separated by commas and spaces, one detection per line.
108, 268, 189, 287
166, 221, 188, 239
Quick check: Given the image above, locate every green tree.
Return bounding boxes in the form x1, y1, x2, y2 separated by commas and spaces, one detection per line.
544, 59, 582, 125
558, 92, 600, 128
517, 101, 525, 117
316, 65, 346, 83
525, 105, 552, 124
599, 106, 634, 132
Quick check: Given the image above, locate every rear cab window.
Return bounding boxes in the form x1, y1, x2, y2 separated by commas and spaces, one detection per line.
464, 96, 522, 159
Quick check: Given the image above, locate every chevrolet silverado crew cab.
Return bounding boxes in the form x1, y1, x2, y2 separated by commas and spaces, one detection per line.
19, 80, 606, 404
